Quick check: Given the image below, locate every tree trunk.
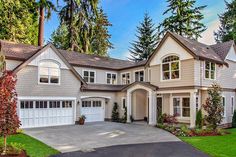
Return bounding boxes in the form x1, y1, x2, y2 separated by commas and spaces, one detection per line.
69, 0, 74, 51
38, 6, 44, 47
2, 136, 7, 155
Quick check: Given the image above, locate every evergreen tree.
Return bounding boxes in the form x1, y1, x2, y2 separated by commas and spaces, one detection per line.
129, 13, 158, 62
232, 110, 236, 128
0, 0, 38, 45
215, 0, 236, 43
111, 102, 120, 122
91, 9, 113, 56
195, 109, 203, 129
158, 0, 206, 40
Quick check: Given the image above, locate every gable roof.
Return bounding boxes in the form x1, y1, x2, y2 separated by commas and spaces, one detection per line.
11, 43, 86, 85
146, 32, 233, 66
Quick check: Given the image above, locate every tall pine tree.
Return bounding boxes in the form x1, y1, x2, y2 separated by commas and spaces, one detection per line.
0, 0, 38, 45
158, 0, 206, 40
129, 13, 158, 62
215, 0, 236, 43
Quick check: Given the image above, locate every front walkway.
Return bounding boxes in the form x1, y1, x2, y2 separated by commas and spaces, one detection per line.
25, 122, 179, 153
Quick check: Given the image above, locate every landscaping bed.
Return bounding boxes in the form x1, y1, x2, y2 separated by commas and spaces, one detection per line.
0, 133, 59, 157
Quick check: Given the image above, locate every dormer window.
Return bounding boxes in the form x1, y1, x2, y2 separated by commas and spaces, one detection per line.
205, 61, 216, 80
162, 55, 180, 80
39, 60, 60, 84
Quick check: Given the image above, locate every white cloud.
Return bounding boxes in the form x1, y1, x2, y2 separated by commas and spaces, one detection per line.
199, 19, 221, 45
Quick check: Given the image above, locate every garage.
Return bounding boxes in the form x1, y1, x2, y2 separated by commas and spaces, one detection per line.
81, 99, 105, 122
18, 98, 76, 128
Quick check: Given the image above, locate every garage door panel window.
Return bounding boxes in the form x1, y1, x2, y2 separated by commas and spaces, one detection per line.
49, 101, 60, 108
39, 61, 60, 84
36, 101, 47, 108
82, 101, 91, 107
93, 101, 102, 107
62, 101, 72, 108
20, 101, 34, 109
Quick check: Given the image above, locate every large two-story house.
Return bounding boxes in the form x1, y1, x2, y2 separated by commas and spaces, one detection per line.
2, 32, 236, 128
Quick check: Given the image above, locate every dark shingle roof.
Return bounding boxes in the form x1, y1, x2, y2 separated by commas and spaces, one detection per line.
81, 84, 126, 92
210, 40, 234, 60
169, 32, 225, 63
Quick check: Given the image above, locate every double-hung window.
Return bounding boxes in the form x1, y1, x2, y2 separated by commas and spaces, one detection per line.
39, 61, 60, 84
122, 73, 130, 84
162, 55, 180, 80
173, 97, 190, 117
83, 70, 95, 83
205, 61, 216, 79
107, 73, 117, 84
135, 70, 144, 82
222, 96, 226, 117
122, 97, 126, 110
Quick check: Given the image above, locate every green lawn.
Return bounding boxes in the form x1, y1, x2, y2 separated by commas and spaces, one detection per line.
180, 128, 236, 157
0, 133, 60, 157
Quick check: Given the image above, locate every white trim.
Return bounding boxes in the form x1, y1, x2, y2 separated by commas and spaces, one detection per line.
204, 61, 216, 80
18, 96, 76, 101
106, 72, 117, 85
222, 96, 226, 117
80, 96, 111, 99
160, 54, 181, 82
121, 72, 131, 85
133, 69, 145, 82
38, 60, 61, 85
157, 95, 163, 114
231, 96, 235, 115
156, 89, 198, 94
172, 96, 191, 118
82, 69, 96, 83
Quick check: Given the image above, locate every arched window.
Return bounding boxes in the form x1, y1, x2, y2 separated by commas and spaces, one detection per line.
39, 60, 60, 84
162, 55, 180, 80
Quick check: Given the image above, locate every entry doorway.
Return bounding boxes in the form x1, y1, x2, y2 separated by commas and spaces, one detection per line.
157, 97, 162, 121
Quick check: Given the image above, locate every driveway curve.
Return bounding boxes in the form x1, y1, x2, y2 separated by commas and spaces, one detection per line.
25, 122, 180, 153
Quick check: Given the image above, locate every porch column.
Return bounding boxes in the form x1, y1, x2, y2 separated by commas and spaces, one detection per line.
190, 91, 197, 128
127, 91, 132, 123
149, 91, 157, 125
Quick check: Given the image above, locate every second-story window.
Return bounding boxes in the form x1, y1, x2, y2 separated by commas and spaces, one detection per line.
83, 70, 95, 83
122, 73, 130, 84
135, 70, 144, 82
39, 60, 60, 84
205, 61, 216, 79
162, 55, 180, 80
107, 73, 117, 84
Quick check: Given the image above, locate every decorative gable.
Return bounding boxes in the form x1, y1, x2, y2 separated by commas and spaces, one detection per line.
28, 47, 69, 69
149, 36, 194, 66
226, 45, 236, 62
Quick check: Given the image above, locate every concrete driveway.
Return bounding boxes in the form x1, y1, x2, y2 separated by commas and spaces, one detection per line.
25, 122, 180, 153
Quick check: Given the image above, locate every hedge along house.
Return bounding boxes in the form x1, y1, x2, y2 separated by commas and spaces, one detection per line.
1, 31, 236, 128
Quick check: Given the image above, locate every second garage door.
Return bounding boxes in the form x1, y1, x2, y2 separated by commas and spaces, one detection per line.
81, 100, 104, 122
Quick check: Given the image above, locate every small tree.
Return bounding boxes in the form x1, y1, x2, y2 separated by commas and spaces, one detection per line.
111, 102, 119, 122
232, 110, 236, 128
202, 83, 223, 130
195, 109, 203, 129
0, 71, 21, 155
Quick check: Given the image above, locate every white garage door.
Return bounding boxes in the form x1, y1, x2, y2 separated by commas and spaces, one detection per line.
81, 100, 104, 122
19, 99, 75, 128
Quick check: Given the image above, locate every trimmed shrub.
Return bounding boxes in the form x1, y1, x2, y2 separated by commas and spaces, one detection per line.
111, 102, 119, 122
196, 109, 203, 129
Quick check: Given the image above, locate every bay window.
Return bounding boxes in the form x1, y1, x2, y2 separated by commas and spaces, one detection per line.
107, 73, 117, 84
39, 60, 60, 84
162, 55, 180, 80
205, 61, 216, 79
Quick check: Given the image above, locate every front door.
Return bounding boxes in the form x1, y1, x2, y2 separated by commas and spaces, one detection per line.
157, 97, 162, 121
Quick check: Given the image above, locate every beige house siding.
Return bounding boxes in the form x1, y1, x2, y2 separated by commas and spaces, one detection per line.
16, 65, 81, 97
119, 66, 146, 84
149, 59, 195, 88
6, 59, 22, 70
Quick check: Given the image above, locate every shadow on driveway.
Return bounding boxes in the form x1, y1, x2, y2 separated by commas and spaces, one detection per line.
51, 141, 209, 157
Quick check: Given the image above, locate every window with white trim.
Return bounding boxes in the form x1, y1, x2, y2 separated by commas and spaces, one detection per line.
196, 96, 199, 112
205, 61, 216, 79
231, 96, 234, 115
162, 55, 180, 80
107, 73, 117, 84
83, 70, 95, 83
39, 61, 60, 84
122, 73, 130, 84
222, 96, 226, 117
122, 97, 126, 110
173, 97, 190, 117
135, 70, 144, 82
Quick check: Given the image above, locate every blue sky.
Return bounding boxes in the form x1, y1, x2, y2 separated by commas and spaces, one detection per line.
44, 0, 227, 59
